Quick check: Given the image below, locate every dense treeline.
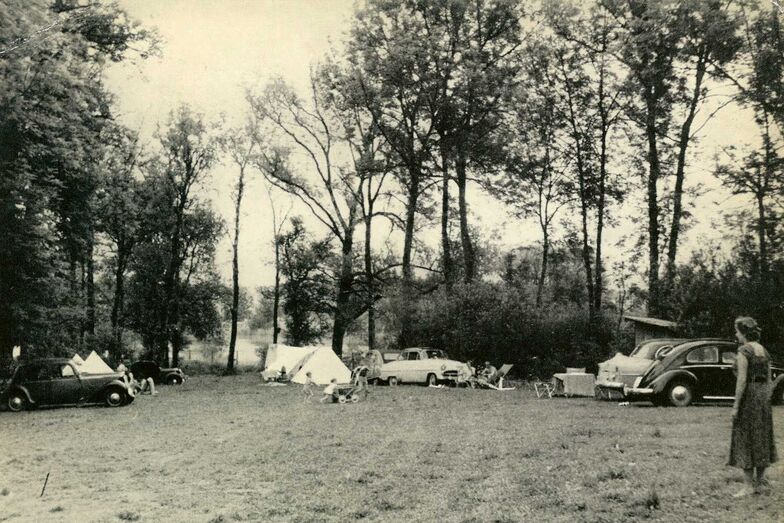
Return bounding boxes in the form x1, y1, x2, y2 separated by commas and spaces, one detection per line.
1, 0, 782, 374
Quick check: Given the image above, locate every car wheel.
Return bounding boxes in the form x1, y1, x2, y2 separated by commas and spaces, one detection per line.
104, 388, 126, 408
426, 373, 438, 387
388, 376, 399, 386
666, 381, 694, 407
7, 392, 27, 412
166, 375, 182, 385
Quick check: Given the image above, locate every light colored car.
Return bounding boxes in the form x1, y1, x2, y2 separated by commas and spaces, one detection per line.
378, 347, 469, 386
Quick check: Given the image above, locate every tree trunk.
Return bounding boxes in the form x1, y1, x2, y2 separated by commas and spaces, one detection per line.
111, 247, 128, 351
227, 166, 246, 372
536, 229, 549, 309
455, 153, 475, 283
757, 191, 768, 279
666, 53, 706, 285
85, 226, 96, 337
364, 184, 376, 351
160, 210, 184, 367
645, 99, 662, 316
399, 171, 419, 348
594, 126, 608, 315
331, 232, 355, 357
273, 238, 281, 344
440, 147, 453, 286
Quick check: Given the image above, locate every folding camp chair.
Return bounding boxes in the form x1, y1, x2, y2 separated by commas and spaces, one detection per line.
478, 364, 515, 390
534, 380, 554, 398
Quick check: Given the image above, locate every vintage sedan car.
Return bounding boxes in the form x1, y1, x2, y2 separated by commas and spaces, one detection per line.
130, 360, 186, 385
378, 347, 470, 386
624, 340, 784, 407
595, 338, 689, 399
2, 358, 134, 412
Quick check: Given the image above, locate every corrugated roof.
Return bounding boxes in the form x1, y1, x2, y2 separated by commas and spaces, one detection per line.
623, 315, 679, 329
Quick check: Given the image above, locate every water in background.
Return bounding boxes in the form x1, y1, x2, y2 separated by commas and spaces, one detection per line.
183, 327, 272, 368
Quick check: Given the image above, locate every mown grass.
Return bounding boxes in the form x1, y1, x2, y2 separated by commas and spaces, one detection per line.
0, 375, 782, 522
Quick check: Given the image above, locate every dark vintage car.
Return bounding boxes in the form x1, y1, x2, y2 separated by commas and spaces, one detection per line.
2, 358, 134, 412
130, 360, 186, 385
624, 340, 784, 407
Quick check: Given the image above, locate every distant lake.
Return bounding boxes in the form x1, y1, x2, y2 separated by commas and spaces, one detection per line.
183, 329, 272, 367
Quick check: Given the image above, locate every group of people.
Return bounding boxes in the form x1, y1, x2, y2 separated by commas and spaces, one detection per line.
116, 362, 157, 396
301, 365, 371, 404
459, 360, 498, 388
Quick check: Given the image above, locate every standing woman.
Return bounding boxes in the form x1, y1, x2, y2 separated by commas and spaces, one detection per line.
728, 316, 778, 497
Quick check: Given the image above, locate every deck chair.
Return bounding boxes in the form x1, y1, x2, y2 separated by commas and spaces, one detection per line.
479, 364, 515, 390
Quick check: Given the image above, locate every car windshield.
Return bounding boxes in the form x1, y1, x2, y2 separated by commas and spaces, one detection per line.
425, 349, 447, 359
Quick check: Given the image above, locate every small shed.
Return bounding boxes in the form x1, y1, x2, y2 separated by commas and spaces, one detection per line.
623, 315, 679, 346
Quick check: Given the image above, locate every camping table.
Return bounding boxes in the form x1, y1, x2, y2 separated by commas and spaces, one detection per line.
552, 373, 596, 397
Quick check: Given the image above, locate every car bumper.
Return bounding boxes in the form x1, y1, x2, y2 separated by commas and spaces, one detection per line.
623, 386, 654, 398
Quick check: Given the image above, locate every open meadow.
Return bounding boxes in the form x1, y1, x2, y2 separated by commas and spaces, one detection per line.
1, 375, 782, 523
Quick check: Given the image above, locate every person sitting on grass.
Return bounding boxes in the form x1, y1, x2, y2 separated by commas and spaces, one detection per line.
276, 366, 288, 383
479, 361, 497, 385
320, 378, 338, 403
303, 371, 315, 402
117, 362, 157, 396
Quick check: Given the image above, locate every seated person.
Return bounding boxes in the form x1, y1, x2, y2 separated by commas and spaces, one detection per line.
117, 362, 157, 396
320, 378, 338, 403
276, 365, 289, 382
478, 361, 497, 384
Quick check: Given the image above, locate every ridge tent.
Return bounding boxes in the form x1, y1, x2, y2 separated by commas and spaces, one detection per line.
81, 350, 115, 374
63, 354, 85, 376
263, 344, 315, 380
291, 346, 351, 385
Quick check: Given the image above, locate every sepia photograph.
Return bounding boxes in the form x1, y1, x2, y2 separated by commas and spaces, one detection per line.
1, 0, 782, 521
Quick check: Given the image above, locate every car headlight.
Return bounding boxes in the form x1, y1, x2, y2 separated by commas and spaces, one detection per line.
440, 364, 446, 371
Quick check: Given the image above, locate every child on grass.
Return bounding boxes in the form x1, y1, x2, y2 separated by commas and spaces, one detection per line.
320, 378, 338, 403
303, 371, 315, 402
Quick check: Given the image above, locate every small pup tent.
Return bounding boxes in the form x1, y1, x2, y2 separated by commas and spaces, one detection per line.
80, 350, 115, 374
291, 346, 351, 385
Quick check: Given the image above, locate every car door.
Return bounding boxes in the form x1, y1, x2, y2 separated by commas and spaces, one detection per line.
683, 345, 723, 399
400, 351, 419, 382
19, 363, 52, 406
49, 363, 83, 405
716, 346, 740, 398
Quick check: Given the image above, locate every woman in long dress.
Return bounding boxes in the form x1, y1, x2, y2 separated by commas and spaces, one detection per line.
728, 316, 778, 497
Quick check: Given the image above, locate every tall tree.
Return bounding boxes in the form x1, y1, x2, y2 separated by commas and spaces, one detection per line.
153, 106, 220, 365
248, 72, 380, 355
0, 0, 154, 366
223, 124, 256, 372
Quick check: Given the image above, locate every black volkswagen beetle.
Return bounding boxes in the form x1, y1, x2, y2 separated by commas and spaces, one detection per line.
2, 358, 134, 412
624, 340, 784, 407
130, 360, 186, 385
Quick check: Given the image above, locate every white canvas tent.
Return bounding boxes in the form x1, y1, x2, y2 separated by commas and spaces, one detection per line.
264, 344, 315, 377
291, 346, 351, 385
80, 350, 114, 374
63, 354, 85, 376
263, 344, 351, 385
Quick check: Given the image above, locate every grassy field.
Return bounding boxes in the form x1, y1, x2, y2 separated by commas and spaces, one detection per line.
1, 375, 782, 523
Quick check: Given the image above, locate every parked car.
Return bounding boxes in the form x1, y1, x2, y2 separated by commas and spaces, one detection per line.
624, 340, 784, 407
595, 338, 688, 399
2, 358, 134, 412
378, 347, 469, 386
130, 360, 186, 385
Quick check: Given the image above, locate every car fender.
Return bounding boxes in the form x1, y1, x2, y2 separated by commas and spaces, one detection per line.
649, 369, 697, 394
7, 385, 34, 405
89, 379, 131, 402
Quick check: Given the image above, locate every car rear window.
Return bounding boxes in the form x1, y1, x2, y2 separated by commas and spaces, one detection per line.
686, 346, 719, 364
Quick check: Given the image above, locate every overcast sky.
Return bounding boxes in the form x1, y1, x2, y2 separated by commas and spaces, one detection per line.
104, 0, 764, 294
